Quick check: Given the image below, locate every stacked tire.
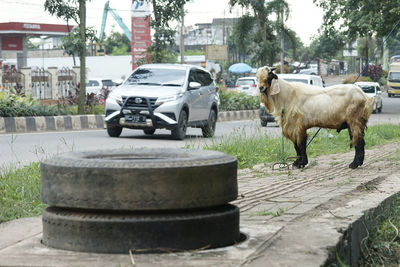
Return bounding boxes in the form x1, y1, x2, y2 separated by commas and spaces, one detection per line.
40, 148, 240, 254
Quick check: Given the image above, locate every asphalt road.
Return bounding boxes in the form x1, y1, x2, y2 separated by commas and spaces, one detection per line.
0, 119, 281, 167
1, 94, 398, 168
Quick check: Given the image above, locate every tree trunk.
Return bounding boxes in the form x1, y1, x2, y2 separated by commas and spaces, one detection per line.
78, 0, 86, 114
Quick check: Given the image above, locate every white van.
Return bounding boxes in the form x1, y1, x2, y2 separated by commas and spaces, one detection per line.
278, 74, 324, 87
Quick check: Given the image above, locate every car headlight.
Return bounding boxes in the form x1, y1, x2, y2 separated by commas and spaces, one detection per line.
156, 93, 183, 105
108, 93, 123, 106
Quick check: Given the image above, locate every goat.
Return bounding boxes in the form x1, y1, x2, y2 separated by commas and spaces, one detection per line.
257, 66, 375, 169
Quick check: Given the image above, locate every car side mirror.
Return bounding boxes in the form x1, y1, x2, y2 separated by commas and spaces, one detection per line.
189, 82, 201, 90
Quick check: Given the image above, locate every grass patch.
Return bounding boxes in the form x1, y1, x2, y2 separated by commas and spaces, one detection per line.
360, 196, 400, 266
187, 124, 400, 169
0, 163, 45, 223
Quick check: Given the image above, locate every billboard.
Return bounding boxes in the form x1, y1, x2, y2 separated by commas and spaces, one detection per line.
131, 0, 151, 69
1, 36, 23, 51
206, 45, 228, 61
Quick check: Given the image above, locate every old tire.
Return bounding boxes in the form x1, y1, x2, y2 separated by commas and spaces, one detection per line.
40, 148, 237, 210
201, 109, 217, 138
106, 124, 122, 137
260, 120, 268, 127
42, 204, 241, 254
171, 110, 188, 140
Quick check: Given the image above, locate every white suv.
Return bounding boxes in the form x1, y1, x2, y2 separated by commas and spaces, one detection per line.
105, 64, 220, 140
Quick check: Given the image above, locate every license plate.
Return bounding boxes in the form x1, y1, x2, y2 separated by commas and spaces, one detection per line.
242, 87, 249, 90
125, 114, 146, 123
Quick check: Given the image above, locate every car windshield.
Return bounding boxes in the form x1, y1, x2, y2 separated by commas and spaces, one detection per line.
87, 80, 100, 87
359, 85, 375, 94
237, 79, 255, 86
102, 80, 115, 87
283, 78, 308, 84
389, 72, 400, 82
125, 68, 186, 86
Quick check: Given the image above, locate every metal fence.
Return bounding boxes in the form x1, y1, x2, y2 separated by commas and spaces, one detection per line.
58, 67, 77, 98
31, 67, 52, 99
1, 69, 25, 95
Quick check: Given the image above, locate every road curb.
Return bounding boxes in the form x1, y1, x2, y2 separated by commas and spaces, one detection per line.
0, 110, 259, 134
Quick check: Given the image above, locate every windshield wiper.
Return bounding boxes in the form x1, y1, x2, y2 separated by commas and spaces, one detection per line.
137, 82, 162, 86
161, 83, 182, 87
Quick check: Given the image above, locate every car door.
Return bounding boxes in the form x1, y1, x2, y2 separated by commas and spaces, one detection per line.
186, 68, 203, 122
196, 70, 215, 120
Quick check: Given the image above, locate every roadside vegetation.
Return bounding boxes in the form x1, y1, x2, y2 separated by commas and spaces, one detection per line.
360, 194, 400, 266
0, 163, 44, 223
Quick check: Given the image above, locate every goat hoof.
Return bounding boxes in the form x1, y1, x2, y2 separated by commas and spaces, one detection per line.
349, 162, 359, 169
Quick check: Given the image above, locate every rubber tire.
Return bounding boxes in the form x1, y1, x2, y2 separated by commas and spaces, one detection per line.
388, 93, 392, 97
261, 120, 268, 127
171, 110, 188, 140
106, 124, 122, 137
378, 104, 382, 113
40, 148, 238, 210
42, 204, 241, 254
143, 128, 156, 135
201, 109, 217, 138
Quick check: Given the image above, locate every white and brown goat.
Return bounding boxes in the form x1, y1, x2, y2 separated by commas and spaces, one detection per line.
257, 66, 375, 169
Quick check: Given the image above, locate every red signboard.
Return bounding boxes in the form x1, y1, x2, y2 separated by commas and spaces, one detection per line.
131, 16, 151, 69
1, 36, 23, 51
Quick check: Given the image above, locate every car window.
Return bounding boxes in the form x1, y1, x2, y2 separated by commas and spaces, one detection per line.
237, 79, 256, 86
125, 68, 186, 86
359, 85, 375, 94
389, 72, 400, 82
195, 70, 213, 86
87, 80, 100, 87
102, 80, 115, 87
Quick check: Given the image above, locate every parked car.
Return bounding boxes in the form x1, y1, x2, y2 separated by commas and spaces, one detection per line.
234, 77, 258, 96
355, 82, 383, 113
105, 64, 220, 140
259, 74, 324, 126
86, 78, 116, 95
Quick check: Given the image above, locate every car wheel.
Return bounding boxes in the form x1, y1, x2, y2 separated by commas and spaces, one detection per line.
106, 124, 122, 137
40, 148, 238, 211
171, 110, 188, 140
42, 204, 240, 254
378, 103, 382, 113
261, 120, 268, 127
388, 93, 392, 97
201, 109, 217, 138
143, 128, 156, 135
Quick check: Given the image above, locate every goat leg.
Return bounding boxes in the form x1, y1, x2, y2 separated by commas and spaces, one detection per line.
349, 138, 365, 169
293, 137, 308, 168
293, 143, 301, 167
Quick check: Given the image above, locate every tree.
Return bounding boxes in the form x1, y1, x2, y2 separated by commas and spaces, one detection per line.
229, 0, 294, 66
314, 0, 400, 39
146, 0, 191, 63
310, 28, 345, 61
103, 31, 131, 55
45, 0, 95, 114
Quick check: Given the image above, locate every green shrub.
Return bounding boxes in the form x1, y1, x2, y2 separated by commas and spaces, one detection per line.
0, 92, 67, 117
218, 90, 260, 111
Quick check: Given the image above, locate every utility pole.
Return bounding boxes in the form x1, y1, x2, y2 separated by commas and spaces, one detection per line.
280, 9, 285, 73
180, 4, 185, 64
223, 10, 225, 45
78, 0, 86, 114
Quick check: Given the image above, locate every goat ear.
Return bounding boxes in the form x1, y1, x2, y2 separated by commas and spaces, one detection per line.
270, 67, 277, 72
270, 79, 280, 95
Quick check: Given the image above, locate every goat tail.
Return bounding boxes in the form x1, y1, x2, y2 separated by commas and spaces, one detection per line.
364, 97, 375, 120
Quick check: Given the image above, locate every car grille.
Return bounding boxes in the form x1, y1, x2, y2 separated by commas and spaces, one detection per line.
122, 96, 159, 110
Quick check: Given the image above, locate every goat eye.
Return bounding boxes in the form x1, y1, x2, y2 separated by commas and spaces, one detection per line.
259, 86, 266, 92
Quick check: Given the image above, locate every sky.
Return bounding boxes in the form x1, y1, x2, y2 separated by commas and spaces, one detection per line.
0, 0, 324, 45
